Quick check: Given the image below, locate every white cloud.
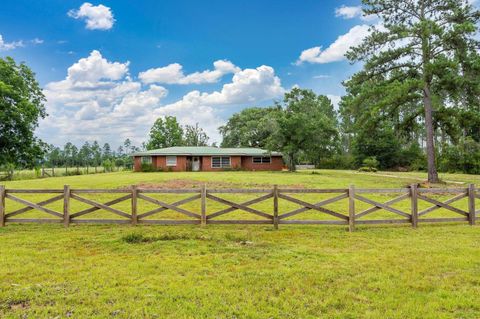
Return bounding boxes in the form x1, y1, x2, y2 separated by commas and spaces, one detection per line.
31, 38, 44, 45
296, 24, 370, 64
68, 2, 115, 30
335, 6, 363, 19
327, 94, 341, 110
0, 34, 24, 51
335, 5, 376, 21
66, 50, 129, 83
313, 75, 331, 79
139, 60, 240, 85
39, 51, 284, 146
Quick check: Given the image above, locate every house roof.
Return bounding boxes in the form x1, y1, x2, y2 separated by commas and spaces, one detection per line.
132, 146, 282, 157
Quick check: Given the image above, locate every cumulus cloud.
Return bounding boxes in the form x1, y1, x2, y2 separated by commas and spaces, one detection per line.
39, 51, 284, 146
296, 25, 370, 64
66, 50, 129, 83
139, 60, 240, 85
335, 5, 376, 21
68, 2, 115, 30
0, 34, 24, 51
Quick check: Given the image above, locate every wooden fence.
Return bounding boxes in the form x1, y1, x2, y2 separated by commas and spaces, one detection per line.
0, 184, 478, 231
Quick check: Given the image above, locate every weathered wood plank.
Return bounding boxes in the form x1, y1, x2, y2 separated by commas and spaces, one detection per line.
207, 193, 273, 219
354, 194, 411, 219
356, 219, 411, 225
137, 195, 201, 219
207, 220, 273, 224
417, 194, 468, 217
70, 193, 131, 219
6, 194, 63, 218
64, 185, 70, 227
279, 193, 348, 220
278, 189, 347, 194
6, 218, 63, 224
207, 189, 273, 194
206, 193, 273, 219
418, 193, 467, 217
417, 188, 467, 194
5, 194, 64, 218
70, 189, 130, 193
356, 188, 410, 194
138, 189, 201, 194
139, 219, 201, 225
273, 185, 279, 230
279, 220, 348, 225
131, 185, 137, 226
356, 193, 409, 219
278, 193, 348, 220
201, 184, 206, 226
6, 189, 63, 194
0, 185, 5, 227
418, 217, 468, 223
468, 184, 476, 226
137, 194, 201, 219
348, 185, 355, 232
70, 194, 132, 218
411, 184, 418, 228
70, 219, 131, 224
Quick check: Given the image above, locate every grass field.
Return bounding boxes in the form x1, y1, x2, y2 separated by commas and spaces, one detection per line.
1, 170, 479, 318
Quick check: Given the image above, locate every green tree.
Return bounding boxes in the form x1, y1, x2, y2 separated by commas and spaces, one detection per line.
102, 143, 112, 161
146, 116, 184, 150
269, 88, 339, 171
219, 107, 281, 148
0, 57, 47, 168
346, 0, 480, 182
183, 123, 209, 146
91, 141, 101, 166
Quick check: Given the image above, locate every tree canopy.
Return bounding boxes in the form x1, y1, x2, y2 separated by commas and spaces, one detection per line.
342, 0, 480, 182
0, 56, 47, 168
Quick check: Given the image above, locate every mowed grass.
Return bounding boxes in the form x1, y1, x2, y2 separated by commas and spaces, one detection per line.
1, 170, 480, 318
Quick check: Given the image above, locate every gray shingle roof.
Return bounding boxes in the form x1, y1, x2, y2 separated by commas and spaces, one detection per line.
132, 146, 282, 157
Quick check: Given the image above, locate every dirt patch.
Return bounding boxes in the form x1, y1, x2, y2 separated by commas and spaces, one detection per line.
9, 300, 29, 311
120, 179, 307, 190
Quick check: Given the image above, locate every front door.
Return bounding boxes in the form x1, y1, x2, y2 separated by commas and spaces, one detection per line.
192, 156, 200, 171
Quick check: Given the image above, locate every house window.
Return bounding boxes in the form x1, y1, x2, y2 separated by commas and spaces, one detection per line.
166, 156, 177, 166
252, 156, 271, 164
141, 156, 152, 164
211, 156, 230, 168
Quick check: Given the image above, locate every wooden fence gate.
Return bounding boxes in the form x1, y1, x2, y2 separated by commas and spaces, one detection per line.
0, 184, 478, 230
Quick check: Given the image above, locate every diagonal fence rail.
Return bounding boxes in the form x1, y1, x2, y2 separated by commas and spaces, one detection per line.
0, 184, 477, 231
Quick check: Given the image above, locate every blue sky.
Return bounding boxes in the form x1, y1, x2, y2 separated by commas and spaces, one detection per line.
0, 0, 373, 147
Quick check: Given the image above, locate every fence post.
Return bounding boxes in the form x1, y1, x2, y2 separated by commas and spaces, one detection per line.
131, 185, 138, 226
348, 185, 355, 232
273, 185, 279, 230
63, 185, 70, 227
468, 184, 476, 226
410, 184, 418, 228
0, 185, 5, 227
201, 184, 207, 226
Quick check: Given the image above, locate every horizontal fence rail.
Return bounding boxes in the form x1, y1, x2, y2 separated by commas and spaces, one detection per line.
0, 184, 478, 231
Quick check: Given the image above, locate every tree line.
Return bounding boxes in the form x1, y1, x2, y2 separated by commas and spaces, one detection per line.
1, 0, 479, 182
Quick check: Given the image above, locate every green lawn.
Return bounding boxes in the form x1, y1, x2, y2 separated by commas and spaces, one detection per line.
1, 170, 479, 318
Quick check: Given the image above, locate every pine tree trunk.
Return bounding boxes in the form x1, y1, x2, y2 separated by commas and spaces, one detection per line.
423, 83, 439, 183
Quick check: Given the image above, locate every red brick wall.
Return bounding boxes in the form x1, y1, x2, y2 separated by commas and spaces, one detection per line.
241, 156, 283, 171
134, 156, 142, 171
134, 155, 283, 171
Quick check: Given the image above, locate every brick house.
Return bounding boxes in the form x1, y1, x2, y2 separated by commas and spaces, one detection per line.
132, 146, 283, 172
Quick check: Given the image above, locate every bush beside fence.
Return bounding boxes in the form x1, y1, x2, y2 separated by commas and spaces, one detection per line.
0, 184, 478, 231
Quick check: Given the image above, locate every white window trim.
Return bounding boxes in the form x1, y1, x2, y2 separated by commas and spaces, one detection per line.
211, 156, 231, 169
252, 156, 271, 164
166, 156, 177, 166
